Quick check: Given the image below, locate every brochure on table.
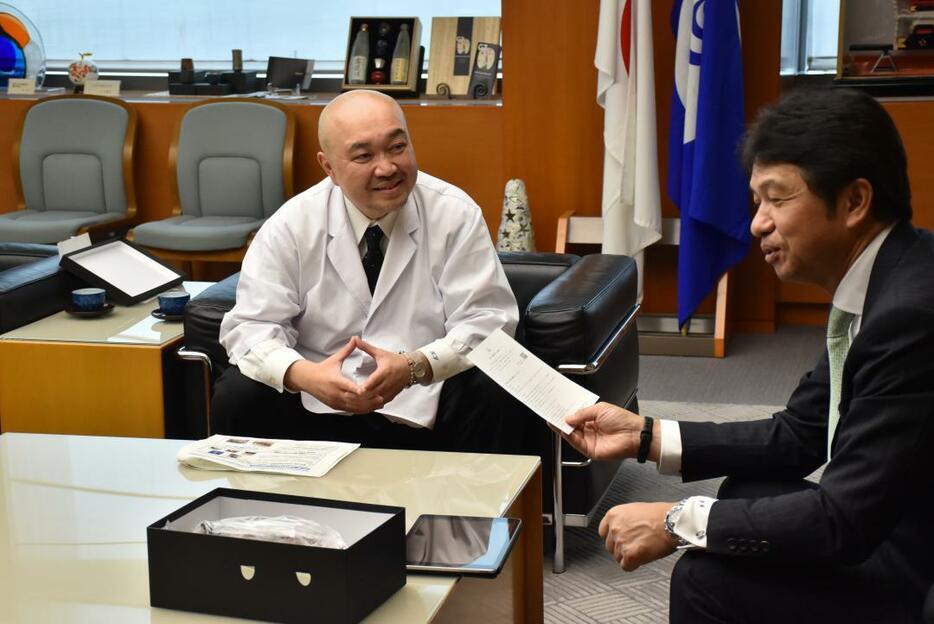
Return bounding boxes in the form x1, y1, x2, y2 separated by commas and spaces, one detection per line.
59, 239, 183, 305
178, 435, 360, 478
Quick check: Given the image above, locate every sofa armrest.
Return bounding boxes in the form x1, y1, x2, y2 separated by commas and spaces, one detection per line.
182, 272, 240, 381
0, 243, 58, 272
523, 254, 638, 368
0, 256, 75, 333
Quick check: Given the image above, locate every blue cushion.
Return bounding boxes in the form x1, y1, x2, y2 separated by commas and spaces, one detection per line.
198, 157, 263, 218
42, 153, 106, 213
132, 215, 265, 251
0, 209, 125, 244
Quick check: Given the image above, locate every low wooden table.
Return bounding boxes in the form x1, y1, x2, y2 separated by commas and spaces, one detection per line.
0, 282, 211, 437
0, 433, 543, 623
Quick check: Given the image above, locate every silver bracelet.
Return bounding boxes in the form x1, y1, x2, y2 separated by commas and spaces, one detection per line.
399, 351, 417, 387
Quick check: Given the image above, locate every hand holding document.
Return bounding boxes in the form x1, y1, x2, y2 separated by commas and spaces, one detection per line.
467, 328, 598, 434
177, 435, 359, 478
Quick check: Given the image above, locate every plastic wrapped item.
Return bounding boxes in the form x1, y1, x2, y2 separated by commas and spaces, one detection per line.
195, 515, 348, 549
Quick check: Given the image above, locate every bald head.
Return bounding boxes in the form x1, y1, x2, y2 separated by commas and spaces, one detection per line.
315, 89, 418, 220
318, 90, 408, 155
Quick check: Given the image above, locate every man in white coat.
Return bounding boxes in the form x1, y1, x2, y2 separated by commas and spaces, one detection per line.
214, 90, 522, 452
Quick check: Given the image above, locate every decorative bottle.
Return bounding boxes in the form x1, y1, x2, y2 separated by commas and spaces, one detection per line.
370, 22, 391, 84
348, 24, 369, 84
370, 58, 387, 84
390, 24, 410, 85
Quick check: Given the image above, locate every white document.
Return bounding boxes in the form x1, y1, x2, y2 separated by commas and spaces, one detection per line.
467, 328, 598, 434
57, 232, 92, 257
177, 435, 359, 478
7, 78, 35, 95
84, 79, 121, 97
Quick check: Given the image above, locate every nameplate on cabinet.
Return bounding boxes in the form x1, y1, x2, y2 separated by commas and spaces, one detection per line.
7, 79, 35, 95
84, 80, 121, 97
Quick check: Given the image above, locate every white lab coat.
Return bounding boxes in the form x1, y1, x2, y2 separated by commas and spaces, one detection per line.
219, 171, 519, 428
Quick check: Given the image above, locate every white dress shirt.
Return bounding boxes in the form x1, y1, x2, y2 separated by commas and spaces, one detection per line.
660, 224, 894, 548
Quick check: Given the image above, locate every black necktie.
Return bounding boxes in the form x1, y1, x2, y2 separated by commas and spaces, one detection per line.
362, 225, 384, 294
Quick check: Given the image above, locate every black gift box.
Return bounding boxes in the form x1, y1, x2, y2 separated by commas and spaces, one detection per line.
168, 70, 206, 85
222, 70, 259, 94
195, 82, 233, 96
59, 239, 183, 305
148, 488, 407, 624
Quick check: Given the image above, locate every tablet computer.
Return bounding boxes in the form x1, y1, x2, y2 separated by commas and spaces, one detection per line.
405, 514, 522, 577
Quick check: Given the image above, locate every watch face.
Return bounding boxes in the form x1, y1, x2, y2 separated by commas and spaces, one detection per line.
414, 360, 429, 379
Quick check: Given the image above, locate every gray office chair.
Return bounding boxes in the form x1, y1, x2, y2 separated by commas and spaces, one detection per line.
0, 95, 138, 243
130, 98, 295, 268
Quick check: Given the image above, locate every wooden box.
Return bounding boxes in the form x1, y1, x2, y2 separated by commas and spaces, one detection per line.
426, 17, 501, 97
342, 17, 422, 97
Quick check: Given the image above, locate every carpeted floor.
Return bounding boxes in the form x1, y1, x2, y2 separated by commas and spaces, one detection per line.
542, 401, 780, 624
638, 325, 825, 405
540, 326, 827, 623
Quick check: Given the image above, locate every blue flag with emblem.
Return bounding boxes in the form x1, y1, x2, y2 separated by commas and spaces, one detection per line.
668, 0, 751, 328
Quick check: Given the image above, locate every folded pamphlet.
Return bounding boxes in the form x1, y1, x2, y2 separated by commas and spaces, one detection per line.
177, 435, 359, 478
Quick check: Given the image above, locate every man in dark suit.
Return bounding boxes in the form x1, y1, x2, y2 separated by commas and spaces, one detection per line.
563, 88, 933, 623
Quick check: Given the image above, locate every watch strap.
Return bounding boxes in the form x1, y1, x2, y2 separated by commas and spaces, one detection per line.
637, 415, 654, 463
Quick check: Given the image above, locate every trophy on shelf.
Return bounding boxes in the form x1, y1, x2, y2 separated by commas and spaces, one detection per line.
67, 52, 98, 93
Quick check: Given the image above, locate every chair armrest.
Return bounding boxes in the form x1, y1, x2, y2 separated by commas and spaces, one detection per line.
523, 254, 638, 369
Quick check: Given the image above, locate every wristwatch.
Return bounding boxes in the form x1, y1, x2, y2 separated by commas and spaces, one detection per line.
664, 499, 693, 549
410, 352, 430, 385
402, 351, 431, 386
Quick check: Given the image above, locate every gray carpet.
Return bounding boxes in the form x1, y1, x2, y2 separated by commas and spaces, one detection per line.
638, 325, 825, 405
541, 328, 827, 623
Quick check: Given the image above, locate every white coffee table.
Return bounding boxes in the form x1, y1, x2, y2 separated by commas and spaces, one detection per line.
0, 433, 543, 623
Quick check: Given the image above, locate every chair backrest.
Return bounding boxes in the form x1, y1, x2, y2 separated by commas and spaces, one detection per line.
173, 99, 295, 220
555, 210, 680, 253
15, 95, 136, 216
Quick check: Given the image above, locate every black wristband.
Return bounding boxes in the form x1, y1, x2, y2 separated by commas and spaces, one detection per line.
637, 416, 654, 464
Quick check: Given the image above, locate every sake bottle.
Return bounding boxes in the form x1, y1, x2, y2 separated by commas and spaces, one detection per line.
390, 24, 410, 85
348, 24, 369, 84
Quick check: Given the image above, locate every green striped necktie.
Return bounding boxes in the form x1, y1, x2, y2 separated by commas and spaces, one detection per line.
826, 306, 855, 461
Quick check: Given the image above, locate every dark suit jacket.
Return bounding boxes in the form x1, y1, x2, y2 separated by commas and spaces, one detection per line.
680, 221, 934, 598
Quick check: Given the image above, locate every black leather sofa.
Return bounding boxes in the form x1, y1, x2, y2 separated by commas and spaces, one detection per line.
178, 251, 640, 572
0, 243, 77, 333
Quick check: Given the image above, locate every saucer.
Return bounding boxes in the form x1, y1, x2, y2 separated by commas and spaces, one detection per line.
65, 303, 115, 318
151, 309, 185, 322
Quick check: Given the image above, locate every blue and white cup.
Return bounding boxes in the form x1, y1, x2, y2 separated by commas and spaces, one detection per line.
158, 290, 190, 316
71, 287, 106, 311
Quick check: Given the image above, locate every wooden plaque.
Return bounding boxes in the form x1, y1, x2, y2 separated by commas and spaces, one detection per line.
427, 17, 501, 97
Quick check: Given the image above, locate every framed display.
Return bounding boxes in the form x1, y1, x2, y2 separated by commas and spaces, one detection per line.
341, 17, 423, 97
426, 17, 501, 98
59, 239, 184, 305
266, 56, 314, 91
836, 0, 934, 94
